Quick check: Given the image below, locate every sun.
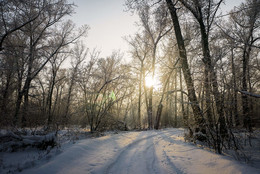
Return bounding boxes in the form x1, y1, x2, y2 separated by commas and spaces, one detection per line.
145, 74, 161, 90
145, 75, 155, 88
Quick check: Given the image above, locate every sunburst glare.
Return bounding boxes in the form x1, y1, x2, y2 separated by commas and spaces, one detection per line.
145, 74, 161, 90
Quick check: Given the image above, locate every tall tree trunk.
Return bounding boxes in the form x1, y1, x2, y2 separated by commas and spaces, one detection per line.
1, 72, 12, 125
22, 86, 29, 127
22, 77, 32, 127
21, 34, 35, 127
64, 83, 73, 125
227, 86, 233, 126
148, 87, 153, 129
195, 12, 226, 137
147, 47, 157, 129
166, 0, 204, 129
179, 67, 187, 127
138, 62, 144, 129
248, 64, 254, 128
13, 69, 23, 126
165, 81, 170, 127
242, 46, 251, 131
204, 68, 212, 124
154, 68, 174, 130
231, 47, 239, 126
47, 74, 56, 127
174, 69, 177, 127
52, 85, 60, 119
64, 65, 79, 125
14, 91, 23, 126
143, 70, 149, 128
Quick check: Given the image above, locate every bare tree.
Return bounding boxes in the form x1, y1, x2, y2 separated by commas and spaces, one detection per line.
138, 2, 172, 129
221, 0, 260, 131
165, 0, 205, 132
179, 0, 227, 138
82, 53, 129, 132
46, 53, 68, 128
0, 0, 50, 51
0, 0, 89, 126
63, 43, 87, 125
126, 33, 150, 129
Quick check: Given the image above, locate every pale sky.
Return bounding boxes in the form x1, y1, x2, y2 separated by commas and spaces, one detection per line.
68, 0, 244, 60
68, 0, 138, 60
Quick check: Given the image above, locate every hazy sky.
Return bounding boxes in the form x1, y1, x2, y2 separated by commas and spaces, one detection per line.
69, 0, 245, 60
68, 0, 138, 60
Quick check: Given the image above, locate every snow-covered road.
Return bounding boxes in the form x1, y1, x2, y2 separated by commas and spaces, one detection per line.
22, 129, 259, 174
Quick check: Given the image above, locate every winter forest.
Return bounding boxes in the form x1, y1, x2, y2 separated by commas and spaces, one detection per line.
0, 0, 260, 173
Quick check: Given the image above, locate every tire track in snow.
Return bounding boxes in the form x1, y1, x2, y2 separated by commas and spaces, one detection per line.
162, 149, 185, 174
126, 135, 159, 174
105, 131, 163, 174
144, 135, 161, 174
159, 131, 186, 174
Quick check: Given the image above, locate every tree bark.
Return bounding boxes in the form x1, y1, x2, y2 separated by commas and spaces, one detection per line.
231, 47, 239, 126
166, 0, 204, 128
174, 69, 177, 127
178, 0, 226, 136
179, 67, 187, 127
138, 62, 144, 129
242, 46, 251, 131
154, 68, 174, 130
143, 70, 149, 128
199, 20, 226, 135
148, 87, 153, 129
47, 74, 56, 127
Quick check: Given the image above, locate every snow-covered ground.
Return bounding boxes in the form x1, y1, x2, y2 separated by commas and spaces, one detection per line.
2, 128, 257, 174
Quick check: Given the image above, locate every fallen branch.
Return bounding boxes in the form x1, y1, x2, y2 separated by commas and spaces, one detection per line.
239, 90, 260, 98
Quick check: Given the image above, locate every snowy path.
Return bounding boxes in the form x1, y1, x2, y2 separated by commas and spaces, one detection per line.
22, 129, 259, 174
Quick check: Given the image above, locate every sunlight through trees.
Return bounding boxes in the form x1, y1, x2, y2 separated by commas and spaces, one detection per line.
0, 0, 259, 156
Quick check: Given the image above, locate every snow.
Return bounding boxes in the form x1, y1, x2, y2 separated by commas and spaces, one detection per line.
0, 128, 254, 174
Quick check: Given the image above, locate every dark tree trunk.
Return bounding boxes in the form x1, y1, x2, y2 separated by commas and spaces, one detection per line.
1, 72, 12, 124
138, 62, 144, 129
143, 70, 149, 129
148, 87, 153, 129
47, 74, 56, 127
231, 47, 239, 126
179, 67, 187, 127
174, 70, 177, 127
154, 68, 174, 130
242, 46, 252, 131
166, 0, 205, 128
154, 104, 163, 130
198, 20, 225, 129
204, 68, 212, 124
14, 91, 23, 126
